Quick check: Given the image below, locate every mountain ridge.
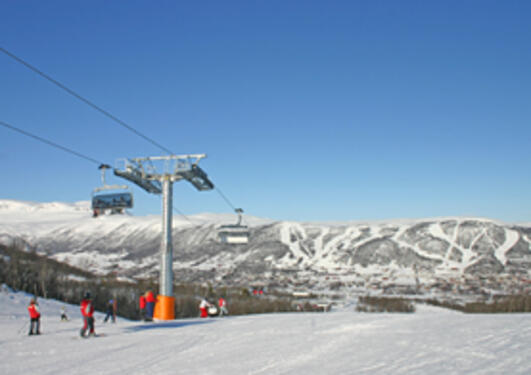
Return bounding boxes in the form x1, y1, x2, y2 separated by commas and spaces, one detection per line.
1, 199, 530, 299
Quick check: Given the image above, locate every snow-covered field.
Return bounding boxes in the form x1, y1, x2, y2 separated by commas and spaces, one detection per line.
1, 287, 530, 375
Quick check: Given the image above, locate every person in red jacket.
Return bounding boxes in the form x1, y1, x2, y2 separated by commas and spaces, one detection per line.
27, 298, 41, 335
145, 291, 156, 321
199, 298, 211, 318
139, 294, 146, 321
218, 297, 228, 317
80, 292, 96, 337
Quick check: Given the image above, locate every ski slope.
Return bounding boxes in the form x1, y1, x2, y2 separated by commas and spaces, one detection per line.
1, 287, 530, 375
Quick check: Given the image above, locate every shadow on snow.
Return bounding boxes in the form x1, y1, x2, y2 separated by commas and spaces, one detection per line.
125, 319, 214, 332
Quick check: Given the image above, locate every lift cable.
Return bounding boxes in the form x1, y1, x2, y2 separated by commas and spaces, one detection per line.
0, 120, 104, 166
174, 207, 194, 225
215, 186, 237, 212
1, 119, 194, 220
1, 47, 241, 214
0, 47, 174, 155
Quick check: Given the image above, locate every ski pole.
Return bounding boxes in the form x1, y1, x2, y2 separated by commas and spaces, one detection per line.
18, 321, 29, 335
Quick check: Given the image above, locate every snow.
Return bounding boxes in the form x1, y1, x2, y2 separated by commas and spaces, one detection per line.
494, 229, 520, 266
280, 222, 310, 265
1, 287, 530, 375
0, 199, 272, 234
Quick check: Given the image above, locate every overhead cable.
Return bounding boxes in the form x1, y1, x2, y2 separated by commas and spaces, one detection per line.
1, 119, 194, 219
174, 207, 194, 225
1, 47, 241, 214
215, 187, 237, 211
0, 120, 104, 166
0, 46, 174, 155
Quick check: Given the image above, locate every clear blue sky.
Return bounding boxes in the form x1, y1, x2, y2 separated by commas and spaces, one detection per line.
1, 1, 530, 222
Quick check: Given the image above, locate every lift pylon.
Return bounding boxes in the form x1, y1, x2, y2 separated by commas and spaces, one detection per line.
114, 154, 214, 320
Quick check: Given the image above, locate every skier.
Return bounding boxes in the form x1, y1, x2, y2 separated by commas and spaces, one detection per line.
139, 294, 146, 321
80, 292, 96, 337
199, 298, 211, 318
103, 299, 116, 323
27, 298, 41, 335
60, 306, 68, 321
145, 291, 156, 321
218, 297, 228, 317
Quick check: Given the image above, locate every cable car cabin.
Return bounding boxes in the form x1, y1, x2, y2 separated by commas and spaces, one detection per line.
91, 164, 134, 217
91, 192, 133, 215
218, 224, 249, 244
218, 208, 249, 244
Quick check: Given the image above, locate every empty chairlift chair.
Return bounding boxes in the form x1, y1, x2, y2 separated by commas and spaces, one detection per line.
91, 164, 134, 216
218, 208, 250, 244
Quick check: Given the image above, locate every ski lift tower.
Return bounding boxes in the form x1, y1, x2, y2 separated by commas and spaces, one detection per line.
114, 154, 214, 320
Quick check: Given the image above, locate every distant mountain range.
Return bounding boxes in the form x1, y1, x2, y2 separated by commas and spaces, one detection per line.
1, 200, 530, 298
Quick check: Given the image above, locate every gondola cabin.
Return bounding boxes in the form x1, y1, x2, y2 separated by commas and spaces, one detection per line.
218, 224, 249, 244
218, 208, 250, 244
91, 164, 134, 216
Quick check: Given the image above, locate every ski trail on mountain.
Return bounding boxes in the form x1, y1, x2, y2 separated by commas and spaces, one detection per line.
315, 226, 361, 268
279, 222, 310, 264
494, 229, 519, 265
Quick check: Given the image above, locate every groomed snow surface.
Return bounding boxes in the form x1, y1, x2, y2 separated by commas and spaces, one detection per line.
1, 287, 530, 375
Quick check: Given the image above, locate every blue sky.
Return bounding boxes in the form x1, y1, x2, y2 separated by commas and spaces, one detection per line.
1, 1, 530, 222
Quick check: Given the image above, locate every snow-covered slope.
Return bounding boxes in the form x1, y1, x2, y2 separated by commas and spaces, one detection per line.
1, 200, 530, 298
1, 285, 530, 375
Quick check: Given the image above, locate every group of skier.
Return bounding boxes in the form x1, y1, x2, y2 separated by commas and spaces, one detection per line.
26, 292, 99, 338
138, 290, 156, 321
26, 290, 230, 337
138, 291, 229, 320
199, 296, 228, 318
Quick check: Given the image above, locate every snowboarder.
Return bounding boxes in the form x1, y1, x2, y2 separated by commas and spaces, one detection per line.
60, 306, 68, 321
27, 298, 41, 335
218, 297, 228, 317
145, 291, 156, 321
139, 294, 146, 321
80, 292, 96, 337
103, 299, 116, 323
199, 298, 211, 318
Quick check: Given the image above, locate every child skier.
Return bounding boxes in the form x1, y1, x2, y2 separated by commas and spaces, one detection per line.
103, 299, 116, 323
139, 294, 146, 321
27, 298, 41, 335
80, 292, 96, 337
218, 297, 228, 317
60, 306, 68, 321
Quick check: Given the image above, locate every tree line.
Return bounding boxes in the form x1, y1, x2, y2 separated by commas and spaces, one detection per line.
0, 243, 298, 319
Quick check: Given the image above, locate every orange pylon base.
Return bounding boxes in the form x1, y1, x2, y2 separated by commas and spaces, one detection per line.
153, 295, 175, 321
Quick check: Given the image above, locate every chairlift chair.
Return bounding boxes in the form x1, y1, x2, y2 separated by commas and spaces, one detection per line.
91, 164, 133, 216
218, 208, 249, 244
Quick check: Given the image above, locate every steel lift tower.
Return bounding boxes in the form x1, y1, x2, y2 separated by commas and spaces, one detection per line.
114, 154, 214, 320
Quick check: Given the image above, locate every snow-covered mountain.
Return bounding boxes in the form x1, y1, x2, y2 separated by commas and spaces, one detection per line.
1, 200, 530, 299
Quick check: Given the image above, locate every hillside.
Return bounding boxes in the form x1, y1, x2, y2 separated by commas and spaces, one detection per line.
1, 199, 530, 301
1, 286, 530, 375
